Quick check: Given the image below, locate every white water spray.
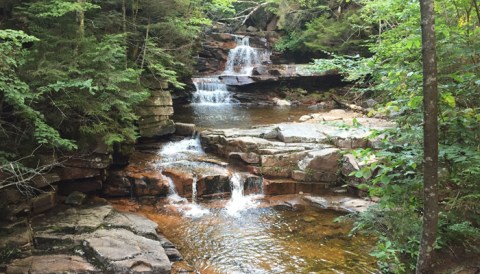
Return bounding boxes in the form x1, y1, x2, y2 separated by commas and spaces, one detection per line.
192, 36, 271, 104
223, 36, 268, 76
225, 173, 264, 217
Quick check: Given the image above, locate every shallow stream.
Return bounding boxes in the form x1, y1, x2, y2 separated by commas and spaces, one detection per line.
113, 196, 378, 273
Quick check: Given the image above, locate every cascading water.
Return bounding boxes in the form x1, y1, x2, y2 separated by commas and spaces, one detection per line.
191, 176, 198, 204
165, 175, 187, 203
192, 35, 270, 104
157, 136, 210, 217
191, 77, 231, 104
225, 172, 264, 217
223, 35, 269, 76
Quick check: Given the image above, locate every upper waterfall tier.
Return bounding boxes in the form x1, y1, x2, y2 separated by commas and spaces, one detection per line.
223, 35, 271, 76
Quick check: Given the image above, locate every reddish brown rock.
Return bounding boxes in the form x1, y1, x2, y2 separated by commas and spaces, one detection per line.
162, 168, 193, 196
263, 179, 296, 195
229, 152, 261, 164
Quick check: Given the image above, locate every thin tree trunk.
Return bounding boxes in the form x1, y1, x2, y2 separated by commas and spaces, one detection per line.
122, 0, 128, 69
77, 0, 85, 39
472, 0, 480, 25
416, 0, 439, 273
140, 21, 150, 70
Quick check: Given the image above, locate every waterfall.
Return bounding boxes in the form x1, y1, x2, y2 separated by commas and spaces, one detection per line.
165, 175, 187, 203
191, 176, 198, 204
191, 77, 231, 104
223, 36, 267, 76
225, 173, 264, 217
192, 35, 270, 104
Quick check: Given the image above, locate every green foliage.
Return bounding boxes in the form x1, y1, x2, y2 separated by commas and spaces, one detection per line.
0, 29, 77, 151
312, 52, 373, 82
314, 1, 480, 270
270, 0, 369, 54
26, 0, 100, 18
1, 0, 213, 190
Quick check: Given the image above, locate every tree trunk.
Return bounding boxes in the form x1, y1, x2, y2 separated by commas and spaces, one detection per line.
122, 0, 128, 69
140, 21, 150, 70
416, 0, 439, 273
77, 0, 85, 39
472, 0, 480, 25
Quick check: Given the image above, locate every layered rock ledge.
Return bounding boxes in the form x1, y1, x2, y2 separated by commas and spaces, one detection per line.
200, 109, 393, 195
3, 204, 181, 274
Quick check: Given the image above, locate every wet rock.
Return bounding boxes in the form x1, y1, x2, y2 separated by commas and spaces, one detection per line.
6, 255, 99, 274
132, 177, 169, 197
65, 191, 86, 206
273, 97, 291, 106
175, 122, 196, 136
103, 170, 132, 197
163, 168, 193, 196
273, 204, 293, 211
264, 180, 297, 195
139, 119, 176, 138
197, 175, 231, 196
85, 229, 171, 274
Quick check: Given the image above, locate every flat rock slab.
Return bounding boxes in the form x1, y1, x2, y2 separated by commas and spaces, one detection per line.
23, 205, 180, 274
7, 255, 99, 274
303, 195, 375, 213
85, 228, 171, 274
105, 211, 159, 238
34, 205, 113, 233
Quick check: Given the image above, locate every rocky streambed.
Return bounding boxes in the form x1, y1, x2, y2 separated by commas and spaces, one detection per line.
1, 108, 390, 273
2, 201, 181, 273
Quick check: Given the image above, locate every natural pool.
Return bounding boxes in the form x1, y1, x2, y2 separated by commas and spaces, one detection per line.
172, 104, 317, 129
112, 196, 379, 274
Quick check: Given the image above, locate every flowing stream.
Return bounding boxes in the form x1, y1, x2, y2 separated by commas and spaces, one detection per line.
133, 135, 379, 273
192, 35, 270, 104
121, 33, 379, 273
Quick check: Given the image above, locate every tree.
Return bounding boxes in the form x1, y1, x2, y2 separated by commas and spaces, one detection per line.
417, 0, 439, 272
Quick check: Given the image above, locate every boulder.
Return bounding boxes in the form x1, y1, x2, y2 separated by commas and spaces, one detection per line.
272, 97, 291, 106
297, 148, 341, 173
65, 191, 87, 206
303, 195, 375, 213
175, 123, 196, 136
85, 229, 171, 274
22, 205, 181, 274
31, 191, 56, 214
